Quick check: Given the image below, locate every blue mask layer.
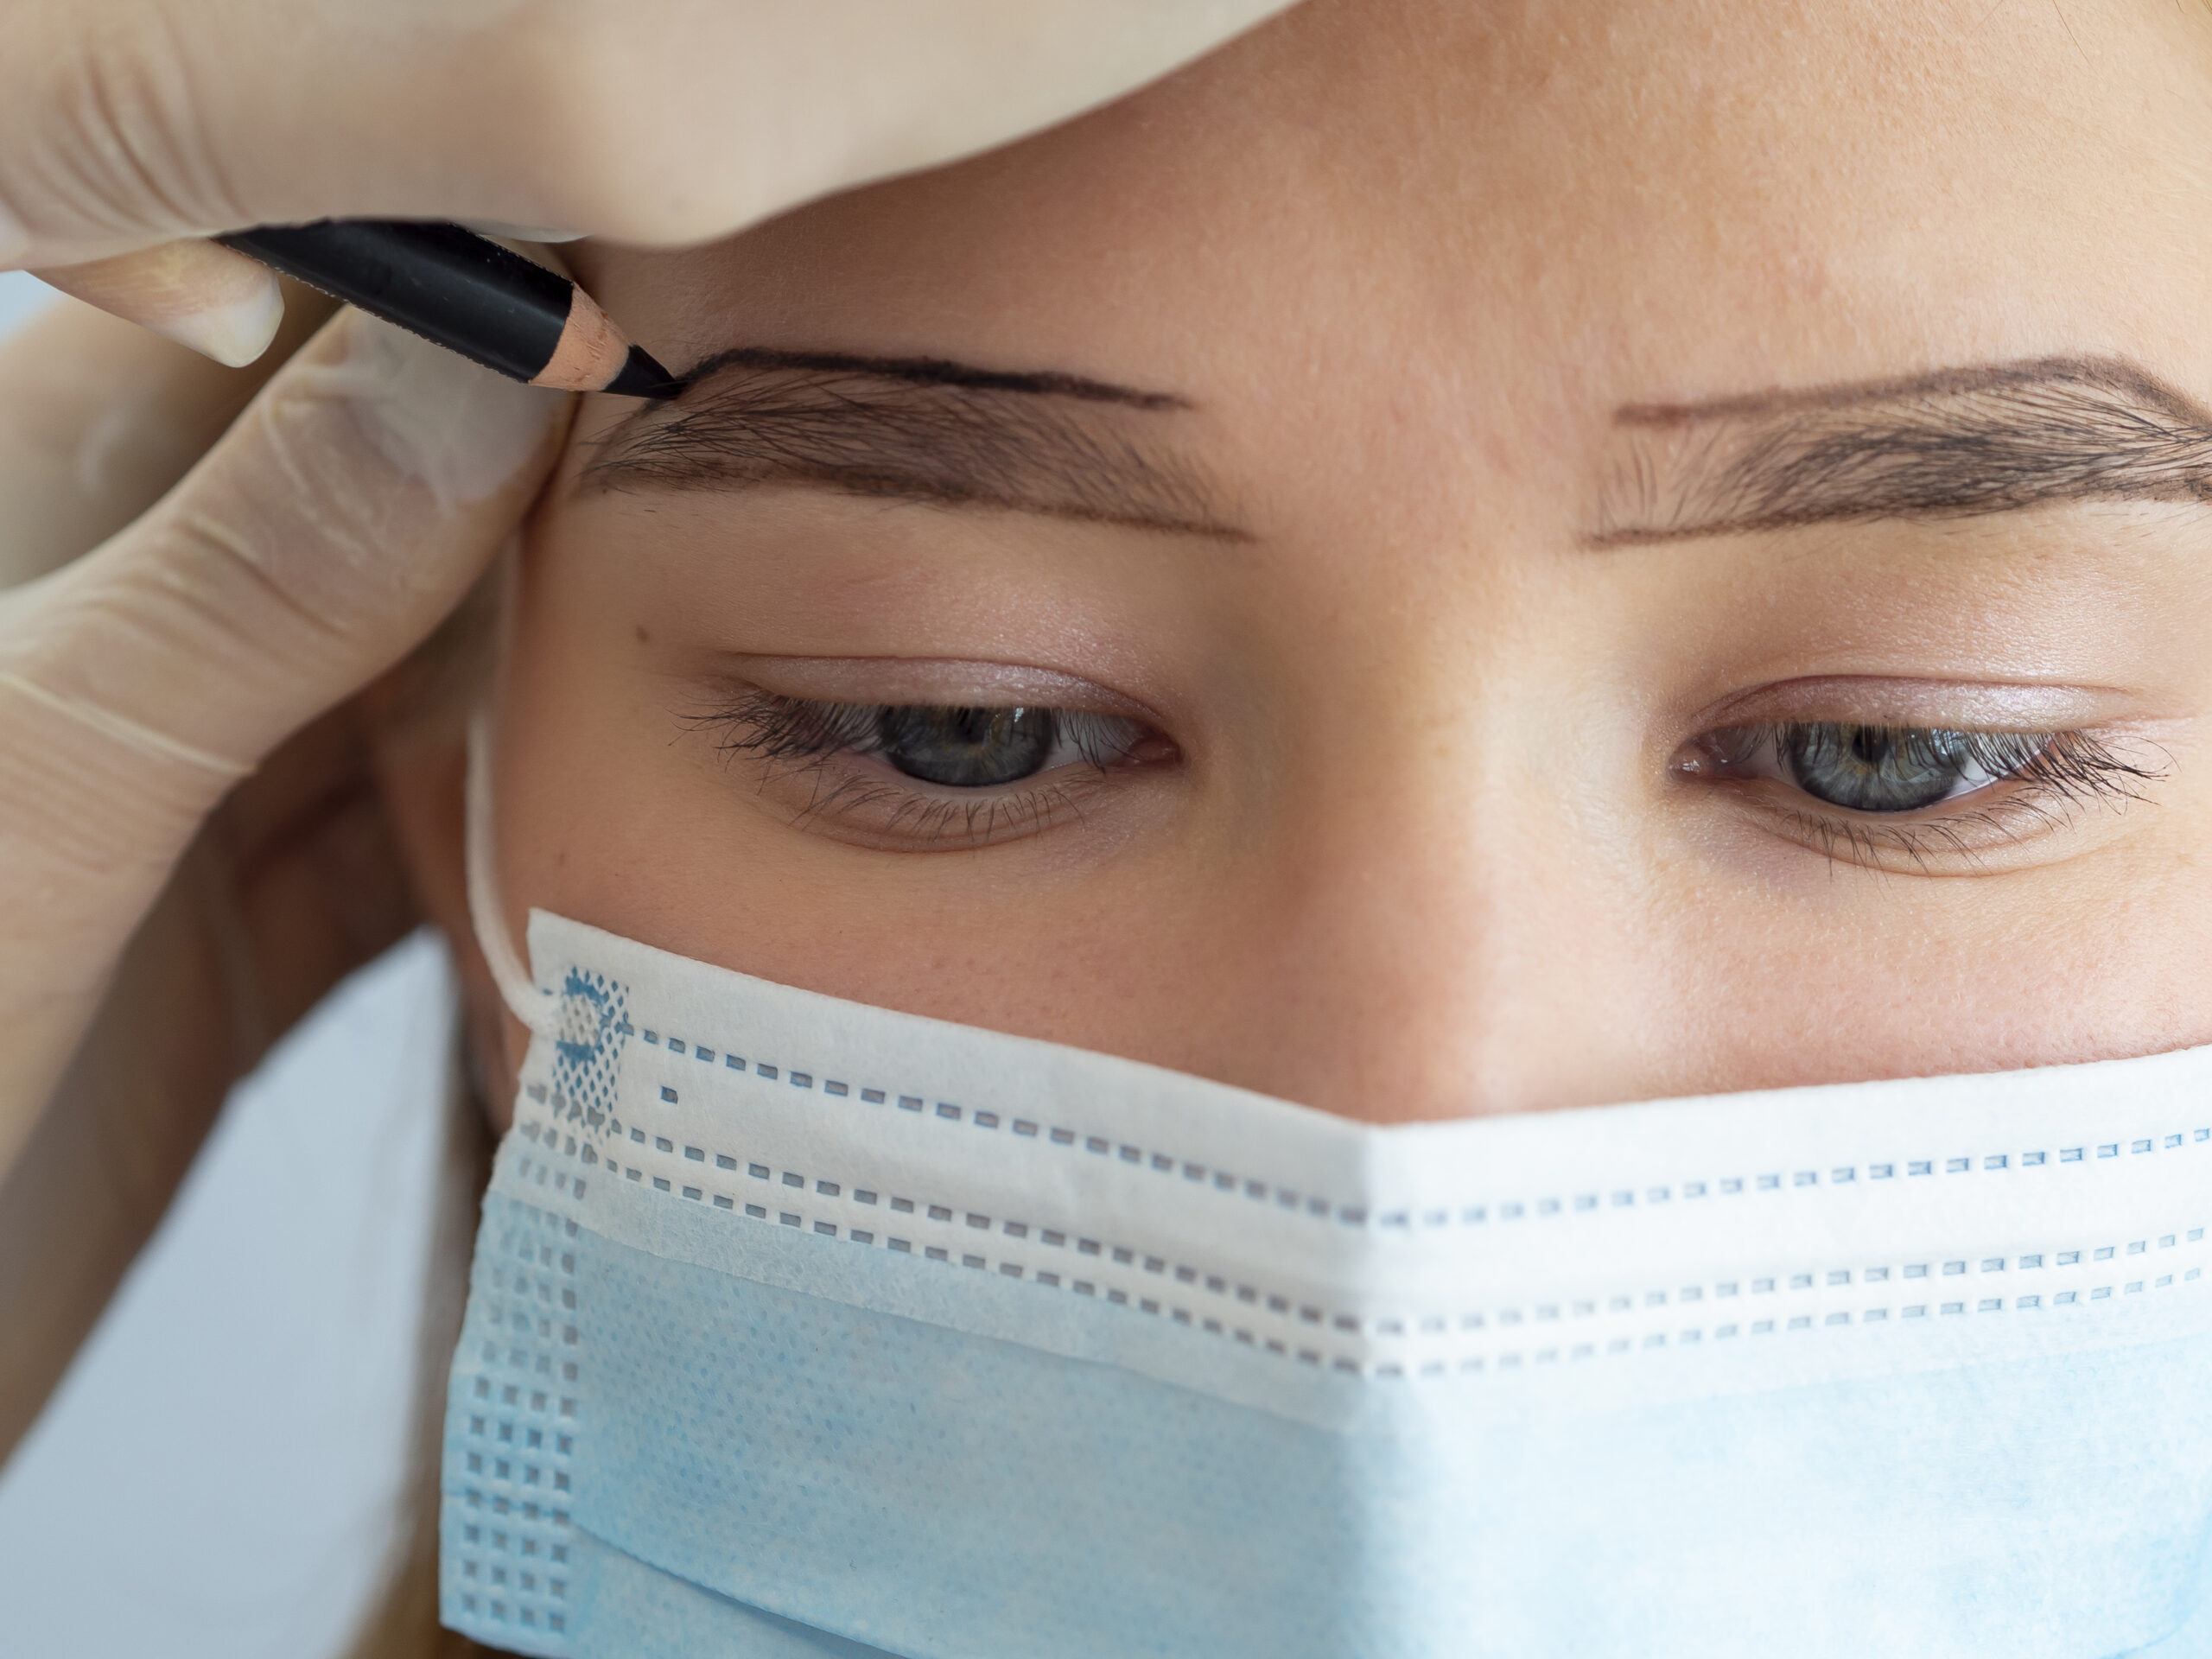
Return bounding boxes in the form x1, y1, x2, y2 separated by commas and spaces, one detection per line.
439, 911, 2212, 1658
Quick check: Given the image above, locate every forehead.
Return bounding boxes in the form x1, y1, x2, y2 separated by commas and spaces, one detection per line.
576, 0, 2212, 499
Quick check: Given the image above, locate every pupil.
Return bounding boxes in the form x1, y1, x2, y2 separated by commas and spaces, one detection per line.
1783, 723, 1970, 813
876, 705, 1058, 787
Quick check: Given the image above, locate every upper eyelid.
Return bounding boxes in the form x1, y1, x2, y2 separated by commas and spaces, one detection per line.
815, 702, 1133, 746
1687, 677, 2129, 733
711, 656, 1164, 723
702, 690, 1144, 767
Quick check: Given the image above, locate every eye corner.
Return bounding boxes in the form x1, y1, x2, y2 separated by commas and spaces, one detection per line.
1668, 724, 1762, 782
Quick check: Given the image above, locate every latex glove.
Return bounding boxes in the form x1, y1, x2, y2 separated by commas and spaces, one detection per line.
0, 304, 566, 1456
0, 282, 336, 586
2, 0, 1299, 362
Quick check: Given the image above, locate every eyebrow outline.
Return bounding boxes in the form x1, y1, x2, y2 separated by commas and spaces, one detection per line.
578, 346, 1249, 541
1592, 354, 2212, 547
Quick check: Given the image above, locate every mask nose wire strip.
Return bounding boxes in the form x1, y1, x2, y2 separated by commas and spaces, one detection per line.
465, 702, 560, 1038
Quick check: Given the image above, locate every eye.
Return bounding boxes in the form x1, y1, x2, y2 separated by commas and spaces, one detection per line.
1673, 718, 2164, 866
683, 685, 1178, 850
1772, 723, 2002, 812
874, 705, 1061, 786
1678, 721, 2075, 813
720, 695, 1160, 785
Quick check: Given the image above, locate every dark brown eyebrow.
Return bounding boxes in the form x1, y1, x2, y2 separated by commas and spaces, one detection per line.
579, 346, 1248, 540
1592, 355, 2212, 546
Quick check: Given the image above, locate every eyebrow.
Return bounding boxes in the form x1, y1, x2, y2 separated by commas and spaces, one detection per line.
1592, 355, 2212, 546
579, 346, 1248, 540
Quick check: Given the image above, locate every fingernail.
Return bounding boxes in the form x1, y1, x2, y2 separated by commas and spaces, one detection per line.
149, 276, 286, 366
456, 219, 590, 245
30, 239, 285, 365
321, 311, 567, 507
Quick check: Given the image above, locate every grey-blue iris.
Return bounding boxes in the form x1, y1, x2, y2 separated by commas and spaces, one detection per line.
1782, 723, 1972, 813
876, 705, 1058, 786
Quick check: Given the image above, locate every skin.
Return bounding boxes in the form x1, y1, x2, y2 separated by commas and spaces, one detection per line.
387, 0, 2212, 1128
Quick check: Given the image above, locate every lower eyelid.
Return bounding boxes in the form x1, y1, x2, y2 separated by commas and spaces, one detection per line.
783, 753, 1134, 849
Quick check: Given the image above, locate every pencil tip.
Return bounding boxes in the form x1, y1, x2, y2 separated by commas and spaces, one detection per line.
605, 346, 682, 399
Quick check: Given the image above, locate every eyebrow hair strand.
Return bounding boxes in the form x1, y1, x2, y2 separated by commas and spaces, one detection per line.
582, 346, 1244, 539
1594, 354, 2212, 546
676, 346, 1189, 410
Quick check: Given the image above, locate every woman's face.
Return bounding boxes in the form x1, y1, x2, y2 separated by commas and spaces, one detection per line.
464, 0, 2212, 1124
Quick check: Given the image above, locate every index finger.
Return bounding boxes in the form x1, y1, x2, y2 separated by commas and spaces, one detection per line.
29, 240, 287, 369
0, 279, 334, 588
0, 0, 1305, 265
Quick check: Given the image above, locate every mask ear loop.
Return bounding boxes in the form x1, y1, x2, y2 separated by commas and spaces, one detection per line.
461, 543, 560, 1039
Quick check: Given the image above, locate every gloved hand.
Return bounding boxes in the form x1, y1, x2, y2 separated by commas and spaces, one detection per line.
0, 302, 566, 1457
1, 0, 1297, 362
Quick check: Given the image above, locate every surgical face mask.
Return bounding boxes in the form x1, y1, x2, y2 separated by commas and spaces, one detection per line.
441, 725, 2212, 1658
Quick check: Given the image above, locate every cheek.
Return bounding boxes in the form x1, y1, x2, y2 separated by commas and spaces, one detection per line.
1652, 840, 2212, 1090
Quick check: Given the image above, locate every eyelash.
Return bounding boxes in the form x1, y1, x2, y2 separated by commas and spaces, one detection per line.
689, 694, 2162, 864
684, 688, 1160, 843
1681, 721, 2164, 862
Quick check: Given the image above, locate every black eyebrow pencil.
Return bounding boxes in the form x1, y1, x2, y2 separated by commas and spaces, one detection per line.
217, 219, 680, 398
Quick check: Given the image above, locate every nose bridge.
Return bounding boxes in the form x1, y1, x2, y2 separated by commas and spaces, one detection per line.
1221, 694, 1618, 1124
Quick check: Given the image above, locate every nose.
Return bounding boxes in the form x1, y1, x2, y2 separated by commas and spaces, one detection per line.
1154, 714, 1664, 1124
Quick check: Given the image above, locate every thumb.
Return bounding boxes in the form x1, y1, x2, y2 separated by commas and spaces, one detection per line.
0, 308, 565, 1138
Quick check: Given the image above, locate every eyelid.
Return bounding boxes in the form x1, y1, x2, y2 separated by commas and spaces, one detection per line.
1688, 676, 2133, 733
708, 654, 1163, 723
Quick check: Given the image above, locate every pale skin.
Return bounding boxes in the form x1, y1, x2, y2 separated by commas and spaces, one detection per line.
395, 0, 2212, 1137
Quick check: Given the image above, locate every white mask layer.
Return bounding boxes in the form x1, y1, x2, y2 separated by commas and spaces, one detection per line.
442, 734, 2212, 1658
